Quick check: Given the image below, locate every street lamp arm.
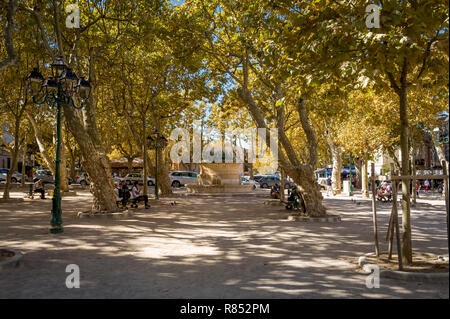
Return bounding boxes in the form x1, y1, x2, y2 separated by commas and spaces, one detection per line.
32, 92, 52, 106
69, 96, 86, 110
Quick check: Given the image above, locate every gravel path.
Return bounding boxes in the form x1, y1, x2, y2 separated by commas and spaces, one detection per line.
0, 190, 448, 298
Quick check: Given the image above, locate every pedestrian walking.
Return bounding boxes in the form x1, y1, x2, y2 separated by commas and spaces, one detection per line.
424, 179, 430, 192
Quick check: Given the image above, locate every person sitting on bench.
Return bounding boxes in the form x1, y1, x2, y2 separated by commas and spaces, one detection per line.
114, 182, 123, 207
34, 179, 46, 199
131, 181, 150, 209
120, 180, 131, 207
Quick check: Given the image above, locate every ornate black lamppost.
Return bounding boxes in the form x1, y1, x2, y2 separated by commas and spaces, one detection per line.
25, 56, 91, 234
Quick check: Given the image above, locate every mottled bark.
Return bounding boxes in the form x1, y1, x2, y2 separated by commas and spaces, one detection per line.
2, 115, 21, 199
361, 153, 369, 198
26, 111, 54, 174
355, 158, 362, 189
0, 0, 18, 70
64, 101, 117, 212
20, 142, 27, 187
325, 133, 342, 194
297, 98, 318, 168
156, 147, 173, 195
154, 117, 172, 196
127, 157, 133, 174
61, 47, 117, 212
388, 58, 412, 264
238, 86, 326, 216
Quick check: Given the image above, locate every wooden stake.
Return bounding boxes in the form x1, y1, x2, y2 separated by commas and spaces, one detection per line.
443, 160, 449, 256
371, 162, 380, 257
391, 163, 403, 270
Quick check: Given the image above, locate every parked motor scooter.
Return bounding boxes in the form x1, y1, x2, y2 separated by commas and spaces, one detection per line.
270, 183, 281, 199
285, 186, 304, 212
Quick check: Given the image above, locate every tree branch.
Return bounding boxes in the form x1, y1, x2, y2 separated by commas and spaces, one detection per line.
0, 0, 18, 70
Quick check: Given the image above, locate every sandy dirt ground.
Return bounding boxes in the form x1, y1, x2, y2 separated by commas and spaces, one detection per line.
0, 189, 448, 298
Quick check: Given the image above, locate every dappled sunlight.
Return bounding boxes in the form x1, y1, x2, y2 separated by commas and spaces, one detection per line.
0, 191, 448, 298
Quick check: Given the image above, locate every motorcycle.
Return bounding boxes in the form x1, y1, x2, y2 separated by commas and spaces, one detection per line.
270, 184, 281, 199
285, 186, 304, 212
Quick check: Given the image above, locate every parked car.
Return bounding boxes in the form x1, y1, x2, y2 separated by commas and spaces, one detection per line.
32, 169, 74, 185
0, 169, 28, 183
169, 171, 198, 187
33, 169, 54, 183
76, 172, 90, 186
119, 173, 155, 186
259, 176, 295, 189
253, 175, 265, 183
241, 176, 257, 190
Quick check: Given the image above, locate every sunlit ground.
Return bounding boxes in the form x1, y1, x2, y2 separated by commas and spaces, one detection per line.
0, 189, 448, 298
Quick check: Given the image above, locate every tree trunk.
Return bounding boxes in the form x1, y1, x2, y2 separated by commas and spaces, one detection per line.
284, 164, 326, 216
280, 167, 286, 202
399, 78, 412, 265
361, 153, 369, 198
326, 135, 342, 194
355, 158, 362, 189
0, 0, 18, 71
69, 151, 76, 181
238, 86, 326, 216
127, 157, 133, 174
27, 111, 55, 175
411, 149, 417, 204
2, 117, 21, 199
153, 115, 172, 196
65, 131, 77, 181
63, 102, 117, 212
60, 46, 117, 212
156, 147, 172, 196
21, 142, 27, 188
2, 150, 19, 199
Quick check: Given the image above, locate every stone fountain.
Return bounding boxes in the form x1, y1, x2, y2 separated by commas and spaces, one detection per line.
186, 163, 254, 193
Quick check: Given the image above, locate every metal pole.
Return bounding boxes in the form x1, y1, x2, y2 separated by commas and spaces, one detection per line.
50, 86, 63, 234
142, 121, 148, 196
349, 156, 353, 196
443, 160, 449, 255
154, 142, 159, 200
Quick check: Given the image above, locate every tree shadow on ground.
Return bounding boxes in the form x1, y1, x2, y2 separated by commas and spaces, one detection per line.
0, 193, 448, 298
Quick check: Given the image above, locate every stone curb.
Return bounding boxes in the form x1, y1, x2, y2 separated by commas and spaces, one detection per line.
169, 192, 267, 198
0, 248, 23, 271
287, 214, 341, 222
358, 252, 449, 283
76, 211, 133, 219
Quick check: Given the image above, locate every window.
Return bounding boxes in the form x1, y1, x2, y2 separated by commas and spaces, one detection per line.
172, 172, 181, 177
